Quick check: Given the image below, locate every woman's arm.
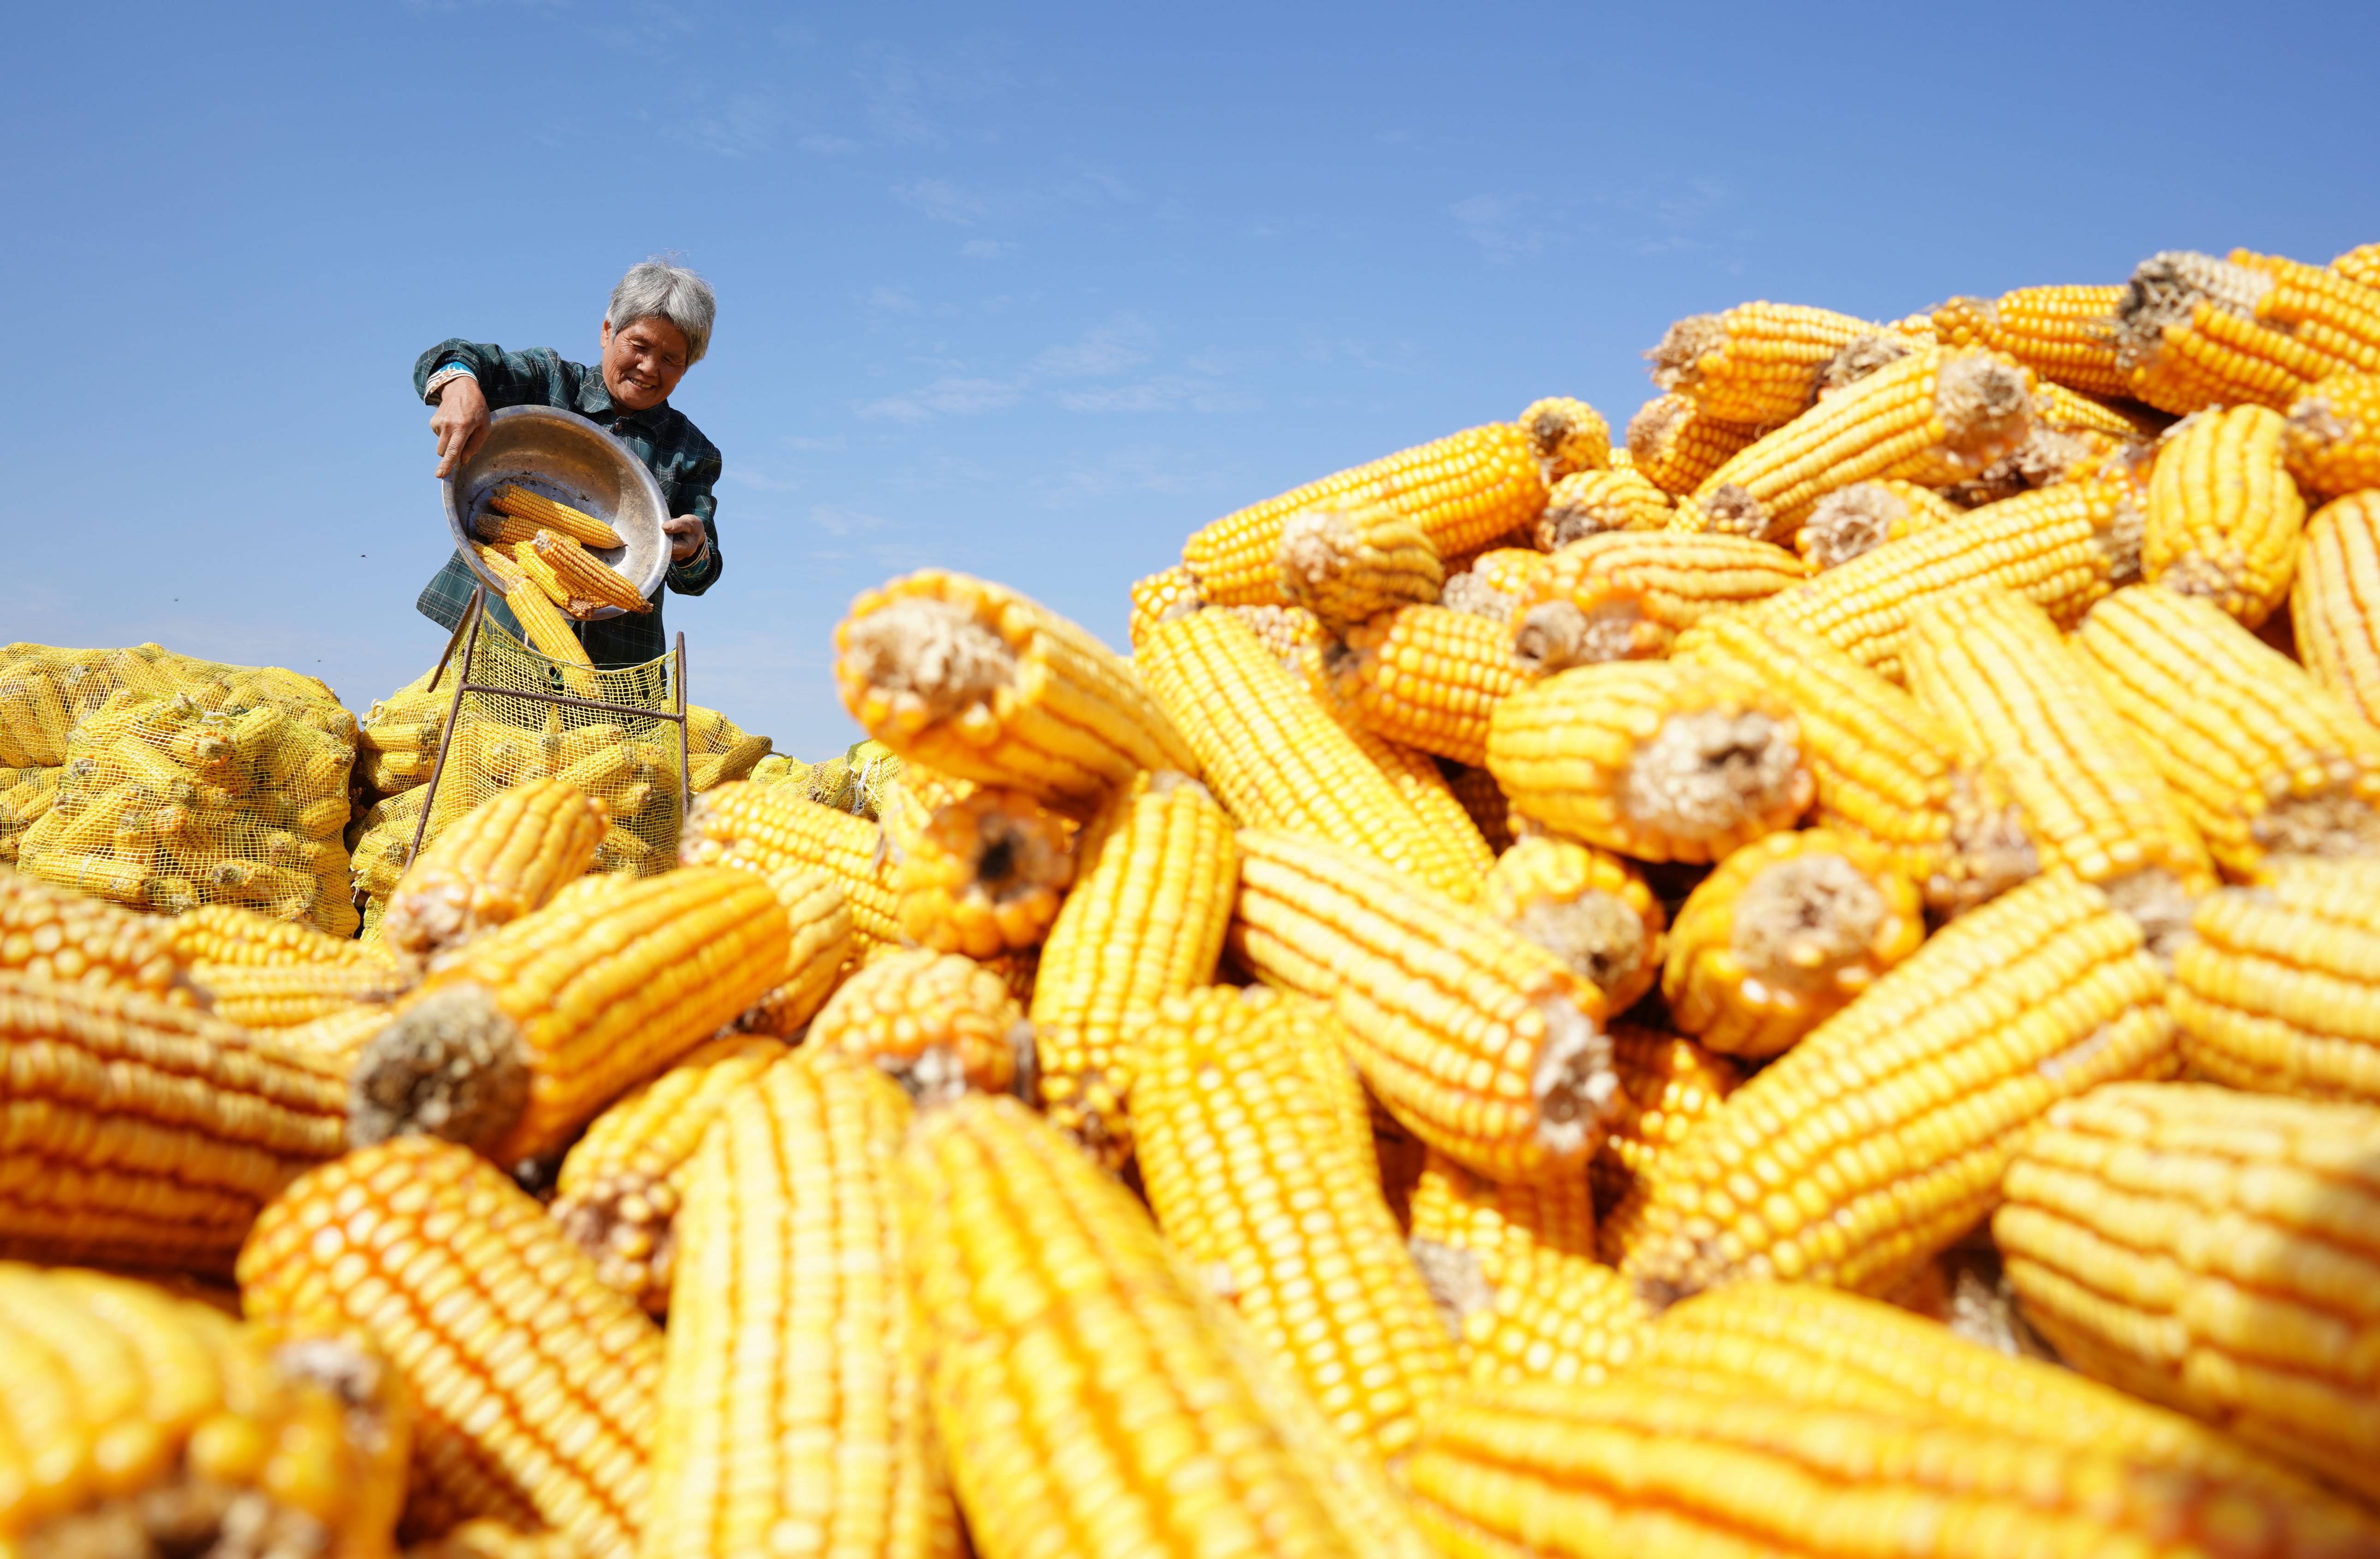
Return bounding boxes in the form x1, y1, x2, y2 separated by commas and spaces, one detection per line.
412, 341, 572, 478
664, 448, 723, 595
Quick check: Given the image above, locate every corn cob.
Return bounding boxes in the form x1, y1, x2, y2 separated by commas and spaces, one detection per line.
880, 776, 1073, 957
239, 1135, 662, 1559
1663, 828, 1923, 1059
1646, 302, 1880, 426
1230, 828, 1616, 1182
1532, 466, 1671, 551
1330, 603, 1531, 769
897, 1090, 1436, 1559
1589, 1026, 1740, 1218
1516, 396, 1611, 483
1406, 1377, 2374, 1559
645, 1050, 957, 1559
551, 1034, 788, 1314
379, 779, 607, 966
2142, 404, 2307, 625
527, 530, 648, 614
1126, 562, 1204, 649
1479, 836, 1663, 1017
189, 959, 407, 1028
735, 862, 853, 1037
1449, 1247, 1649, 1389
1615, 872, 2173, 1303
1624, 393, 1767, 498
685, 733, 769, 792
1997, 1082, 2380, 1504
1931, 285, 2134, 398
2031, 377, 2168, 438
405, 1521, 588, 1559
474, 511, 545, 551
1181, 423, 1547, 608
1488, 661, 1815, 864
1, 865, 187, 998
2334, 242, 2380, 289
0, 1263, 413, 1559
505, 538, 586, 615
2076, 585, 2380, 879
0, 972, 346, 1273
1220, 602, 1333, 686
1137, 609, 1481, 899
1791, 478, 1964, 571
679, 779, 901, 944
164, 901, 386, 970
2292, 493, 2380, 725
2170, 858, 2380, 1104
486, 483, 622, 548
1408, 1148, 1594, 1287
1456, 546, 1552, 602
1682, 347, 2034, 542
1905, 586, 2217, 947
1806, 326, 1928, 402
1134, 987, 1455, 1460
348, 865, 790, 1168
812, 946, 1028, 1099
1029, 769, 1236, 1163
1509, 532, 1806, 674
1275, 497, 1445, 630
836, 569, 1196, 811
276, 1000, 394, 1065
2113, 249, 2380, 414
1759, 474, 2146, 682
1344, 726, 1497, 878
1438, 569, 1521, 625
1442, 762, 1516, 854
2282, 368, 2380, 501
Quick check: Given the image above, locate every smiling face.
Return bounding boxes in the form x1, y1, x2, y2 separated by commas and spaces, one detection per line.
599, 315, 692, 410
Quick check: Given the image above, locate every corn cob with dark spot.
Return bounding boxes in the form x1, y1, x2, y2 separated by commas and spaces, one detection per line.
1533, 465, 1673, 549
1508, 532, 1805, 674
813, 946, 1029, 1100
1516, 396, 1610, 483
1480, 836, 1664, 1017
879, 772, 1074, 958
1623, 393, 1766, 497
1791, 478, 1963, 571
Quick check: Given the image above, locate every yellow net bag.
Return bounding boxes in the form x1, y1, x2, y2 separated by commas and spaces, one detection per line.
6, 644, 358, 934
355, 669, 451, 797
0, 766, 64, 865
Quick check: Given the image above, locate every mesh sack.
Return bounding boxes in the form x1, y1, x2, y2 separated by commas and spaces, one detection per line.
684, 705, 773, 793
355, 668, 451, 799
11, 647, 358, 935
800, 740, 904, 820
0, 766, 64, 865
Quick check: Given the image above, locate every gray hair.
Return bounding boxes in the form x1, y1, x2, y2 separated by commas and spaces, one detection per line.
607, 259, 716, 366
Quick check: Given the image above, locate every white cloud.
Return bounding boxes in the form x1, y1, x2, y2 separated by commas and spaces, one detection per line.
672, 93, 778, 159
1054, 376, 1258, 414
1450, 193, 1545, 262
855, 377, 1020, 421
856, 48, 943, 147
959, 238, 1014, 259
780, 434, 846, 451
798, 133, 860, 155
864, 286, 919, 312
1029, 315, 1154, 379
807, 504, 888, 537
891, 178, 993, 225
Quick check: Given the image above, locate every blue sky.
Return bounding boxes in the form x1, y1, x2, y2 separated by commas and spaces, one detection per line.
8, 1, 2379, 757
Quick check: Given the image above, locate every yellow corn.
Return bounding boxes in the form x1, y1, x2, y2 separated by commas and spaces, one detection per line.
1509, 532, 1806, 674
1219, 602, 1334, 689
404, 1520, 589, 1559
1516, 396, 1611, 483
1905, 586, 2217, 947
347, 865, 790, 1168
1646, 302, 1880, 426
1480, 836, 1663, 1017
551, 1034, 789, 1314
1406, 1372, 2374, 1559
679, 779, 901, 945
497, 583, 597, 689
1487, 661, 1815, 864
188, 959, 406, 1028
2292, 493, 2380, 725
2143, 404, 2307, 625
836, 569, 1196, 811
239, 1135, 661, 1559
1533, 466, 1673, 549
1126, 562, 1204, 649
1345, 726, 1497, 880
1790, 478, 1964, 571
1931, 285, 2134, 398
812, 946, 1027, 1098
736, 862, 853, 1037
1589, 1026, 1741, 1221
2032, 377, 2168, 438
685, 733, 770, 793
1615, 872, 2173, 1303
487, 483, 622, 548
1456, 545, 1553, 602
1682, 347, 2034, 542
1181, 423, 1547, 608
1137, 609, 1481, 900
2170, 858, 2380, 1104
1, 865, 187, 999
1330, 603, 1532, 768
1275, 497, 1445, 630
2114, 248, 2380, 413
1448, 1247, 1649, 1390
2281, 368, 2380, 502
0, 972, 346, 1274
164, 901, 388, 970
1407, 1147, 1594, 1297
0, 1263, 412, 1559
276, 1000, 396, 1066
1760, 475, 2147, 682
1135, 987, 1455, 1460
380, 778, 607, 965
2075, 585, 2380, 880
645, 1049, 957, 1559
1029, 769, 1236, 1163
505, 538, 582, 613
1662, 828, 1924, 1059
1997, 1081, 2380, 1504
1230, 828, 1616, 1183
529, 530, 649, 614
1623, 393, 1766, 497
880, 775, 1074, 957
1443, 763, 1516, 855
2334, 242, 2380, 290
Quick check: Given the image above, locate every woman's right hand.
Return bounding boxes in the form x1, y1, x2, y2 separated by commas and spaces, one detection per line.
431, 374, 491, 478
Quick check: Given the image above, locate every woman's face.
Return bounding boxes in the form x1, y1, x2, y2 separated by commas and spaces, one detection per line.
599, 315, 693, 410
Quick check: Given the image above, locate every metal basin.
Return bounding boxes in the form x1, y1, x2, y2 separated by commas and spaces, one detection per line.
443, 405, 669, 618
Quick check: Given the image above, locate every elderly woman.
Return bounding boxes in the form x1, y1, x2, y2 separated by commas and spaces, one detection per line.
413, 260, 723, 668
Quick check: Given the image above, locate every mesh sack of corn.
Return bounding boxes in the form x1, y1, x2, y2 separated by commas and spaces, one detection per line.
793, 738, 903, 818
9, 645, 359, 935
682, 704, 773, 792
355, 666, 452, 799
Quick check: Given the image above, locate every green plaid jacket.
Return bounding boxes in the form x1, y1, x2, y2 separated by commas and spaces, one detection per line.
412, 340, 722, 668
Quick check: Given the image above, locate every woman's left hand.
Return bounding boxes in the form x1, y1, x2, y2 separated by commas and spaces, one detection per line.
662, 514, 706, 562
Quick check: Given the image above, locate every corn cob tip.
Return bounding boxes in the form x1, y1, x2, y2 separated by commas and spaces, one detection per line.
1511, 598, 1658, 674
1932, 769, 2041, 916
837, 595, 1016, 736
1509, 890, 1652, 1005
1797, 482, 1918, 571
2112, 250, 2273, 372
1734, 849, 1891, 972
347, 981, 531, 1156
552, 1168, 680, 1311
1439, 569, 1519, 622
1624, 704, 1812, 848
1517, 396, 1611, 483
1530, 991, 1621, 1158
1645, 313, 1726, 387
2100, 866, 2200, 963
1811, 331, 1916, 400
1407, 1234, 1493, 1334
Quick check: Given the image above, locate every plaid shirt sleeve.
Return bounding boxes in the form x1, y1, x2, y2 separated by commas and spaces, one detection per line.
411, 340, 574, 407
664, 437, 724, 596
